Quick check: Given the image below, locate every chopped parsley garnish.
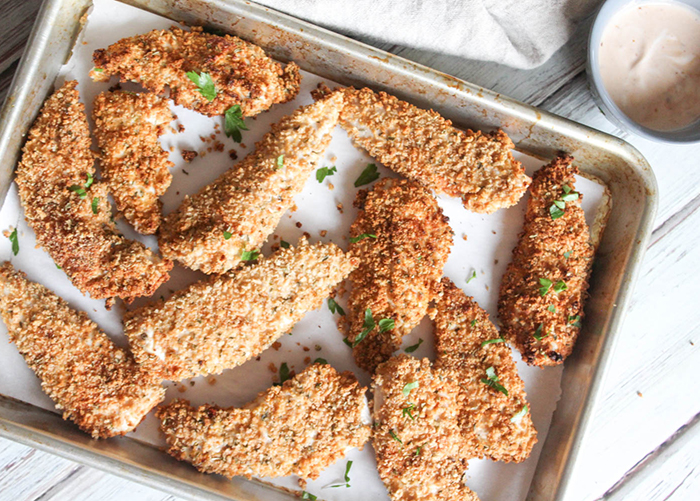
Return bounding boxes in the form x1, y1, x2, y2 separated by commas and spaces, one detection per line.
354, 163, 380, 187
342, 337, 352, 347
316, 166, 337, 183
313, 358, 328, 365
402, 381, 419, 397
68, 172, 93, 199
568, 315, 582, 328
553, 280, 568, 293
402, 403, 416, 420
329, 460, 353, 488
301, 491, 317, 500
274, 362, 291, 386
481, 338, 505, 347
389, 430, 403, 444
563, 250, 572, 259
224, 104, 248, 142
549, 184, 580, 220
349, 233, 377, 244
56, 264, 61, 270
240, 249, 260, 261
353, 308, 375, 347
93, 67, 104, 72
466, 270, 477, 284
328, 298, 346, 316
8, 228, 18, 256
415, 445, 423, 456
480, 366, 508, 396
276, 154, 285, 170
533, 323, 545, 341
562, 184, 579, 201
404, 338, 423, 353
280, 240, 290, 249
548, 305, 556, 313
471, 319, 477, 327
511, 404, 528, 423
186, 71, 217, 101
378, 318, 395, 333
91, 197, 99, 215
223, 231, 232, 240
539, 278, 552, 296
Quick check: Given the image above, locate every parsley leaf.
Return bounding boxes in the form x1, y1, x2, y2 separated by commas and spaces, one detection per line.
553, 280, 568, 293
186, 71, 217, 101
549, 184, 580, 220
8, 228, 18, 256
353, 308, 375, 347
84, 172, 94, 189
350, 233, 377, 244
240, 249, 260, 261
481, 338, 505, 347
329, 460, 353, 488
402, 403, 416, 420
354, 163, 380, 187
402, 381, 419, 397
539, 278, 552, 296
223, 230, 232, 240
550, 203, 565, 219
548, 305, 556, 313
511, 404, 528, 423
276, 362, 291, 385
280, 240, 290, 249
68, 172, 93, 200
533, 323, 545, 341
301, 491, 317, 500
224, 105, 248, 142
471, 319, 477, 327
568, 315, 582, 328
276, 154, 284, 170
466, 270, 477, 284
389, 429, 403, 444
342, 337, 352, 347
327, 298, 346, 316
415, 445, 423, 456
564, 250, 572, 259
480, 366, 508, 396
316, 166, 337, 183
91, 197, 99, 215
404, 338, 423, 353
378, 318, 394, 333
313, 358, 328, 365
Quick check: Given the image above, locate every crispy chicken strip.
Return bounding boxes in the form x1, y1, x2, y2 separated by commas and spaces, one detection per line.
373, 355, 479, 501
124, 239, 358, 381
157, 363, 371, 479
92, 91, 174, 234
0, 262, 164, 438
312, 85, 530, 213
15, 81, 172, 304
158, 91, 344, 274
92, 26, 300, 117
498, 156, 594, 366
344, 178, 452, 373
432, 278, 537, 463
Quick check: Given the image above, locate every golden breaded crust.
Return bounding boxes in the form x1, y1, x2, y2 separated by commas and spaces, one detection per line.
498, 156, 594, 366
432, 278, 537, 463
92, 26, 300, 117
157, 363, 370, 479
344, 179, 452, 373
314, 86, 530, 213
372, 355, 479, 501
158, 92, 344, 274
93, 91, 174, 234
0, 262, 165, 438
124, 239, 359, 381
15, 81, 172, 304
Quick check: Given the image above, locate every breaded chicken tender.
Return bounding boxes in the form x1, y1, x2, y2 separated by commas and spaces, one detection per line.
0, 262, 164, 438
372, 355, 479, 501
498, 156, 594, 366
432, 278, 537, 463
93, 91, 174, 234
158, 92, 344, 274
15, 81, 172, 304
92, 26, 300, 117
344, 179, 452, 373
312, 85, 530, 213
157, 363, 371, 479
124, 239, 358, 381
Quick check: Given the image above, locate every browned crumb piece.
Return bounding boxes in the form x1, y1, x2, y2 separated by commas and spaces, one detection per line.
158, 92, 344, 274
157, 363, 370, 479
177, 124, 185, 133
213, 141, 224, 152
124, 239, 359, 380
345, 179, 452, 373
432, 278, 537, 463
498, 155, 594, 366
181, 150, 198, 162
93, 91, 174, 234
92, 26, 300, 117
373, 355, 479, 501
15, 81, 172, 303
0, 262, 164, 438
314, 85, 530, 213
228, 149, 238, 160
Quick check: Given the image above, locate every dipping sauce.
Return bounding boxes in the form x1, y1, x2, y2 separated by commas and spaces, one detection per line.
599, 1, 700, 131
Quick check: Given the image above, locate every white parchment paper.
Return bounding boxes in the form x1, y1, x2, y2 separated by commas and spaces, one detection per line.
0, 1, 608, 499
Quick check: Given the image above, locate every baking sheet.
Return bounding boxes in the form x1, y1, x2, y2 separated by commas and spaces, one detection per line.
0, 0, 608, 499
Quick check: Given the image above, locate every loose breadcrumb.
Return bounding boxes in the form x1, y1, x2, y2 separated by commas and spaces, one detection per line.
432, 278, 537, 463
498, 156, 594, 366
158, 92, 344, 274
124, 239, 359, 381
0, 262, 164, 438
92, 26, 300, 117
344, 179, 452, 373
313, 85, 530, 213
157, 363, 370, 479
93, 90, 174, 234
15, 81, 172, 304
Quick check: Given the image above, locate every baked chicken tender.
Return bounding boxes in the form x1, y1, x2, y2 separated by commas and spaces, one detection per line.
124, 239, 358, 381
92, 26, 300, 117
157, 363, 371, 479
93, 91, 174, 234
372, 355, 479, 501
345, 179, 452, 373
432, 278, 537, 463
158, 92, 344, 274
498, 155, 594, 366
0, 262, 165, 439
15, 81, 172, 304
313, 86, 530, 213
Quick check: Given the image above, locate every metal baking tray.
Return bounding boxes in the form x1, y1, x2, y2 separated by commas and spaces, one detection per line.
0, 0, 658, 500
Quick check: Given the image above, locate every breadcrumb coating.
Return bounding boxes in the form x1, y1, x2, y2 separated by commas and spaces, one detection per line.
157, 363, 370, 479
432, 278, 537, 463
498, 156, 594, 366
344, 179, 452, 373
313, 85, 530, 213
15, 81, 172, 304
124, 239, 358, 381
0, 262, 165, 438
92, 26, 300, 117
93, 90, 174, 234
158, 92, 344, 274
372, 355, 479, 501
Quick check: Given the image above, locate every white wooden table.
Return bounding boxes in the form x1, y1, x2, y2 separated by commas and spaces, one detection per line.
1, 2, 699, 500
